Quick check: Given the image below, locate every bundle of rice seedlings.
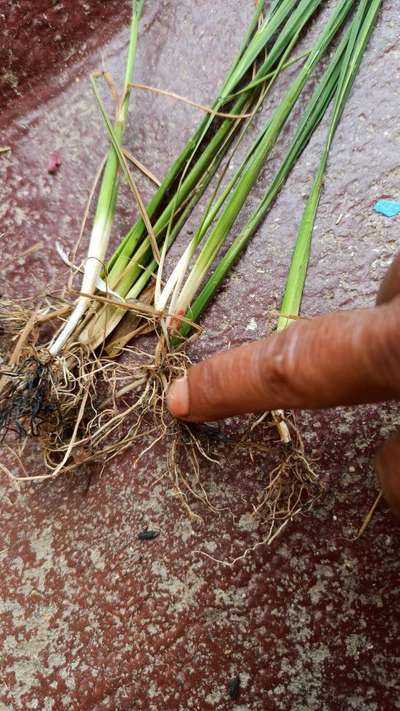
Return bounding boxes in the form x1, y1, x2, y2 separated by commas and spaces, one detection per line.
74, 0, 325, 351
0, 0, 322, 453
59, 0, 355, 472
0, 0, 382, 528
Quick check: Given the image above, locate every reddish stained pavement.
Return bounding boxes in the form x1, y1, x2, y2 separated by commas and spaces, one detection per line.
0, 1, 399, 709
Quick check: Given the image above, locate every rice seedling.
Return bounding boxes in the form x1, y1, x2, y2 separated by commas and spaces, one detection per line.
272, 0, 382, 444
277, 0, 382, 332
49, 0, 145, 356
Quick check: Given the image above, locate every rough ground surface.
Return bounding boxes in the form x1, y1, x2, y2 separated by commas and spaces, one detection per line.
0, 1, 399, 710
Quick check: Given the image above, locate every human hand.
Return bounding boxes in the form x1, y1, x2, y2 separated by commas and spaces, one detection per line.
167, 255, 400, 516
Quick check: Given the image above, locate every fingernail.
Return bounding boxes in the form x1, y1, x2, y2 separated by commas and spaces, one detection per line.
167, 375, 190, 418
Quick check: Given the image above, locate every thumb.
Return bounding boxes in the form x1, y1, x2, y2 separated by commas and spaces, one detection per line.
167, 299, 400, 422
376, 253, 400, 306
376, 431, 400, 517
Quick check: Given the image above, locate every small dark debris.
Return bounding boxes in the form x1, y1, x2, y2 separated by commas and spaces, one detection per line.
0, 357, 60, 440
186, 421, 222, 440
138, 529, 160, 541
227, 675, 241, 700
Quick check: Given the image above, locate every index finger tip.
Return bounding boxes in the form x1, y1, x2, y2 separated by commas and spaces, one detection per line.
167, 375, 190, 418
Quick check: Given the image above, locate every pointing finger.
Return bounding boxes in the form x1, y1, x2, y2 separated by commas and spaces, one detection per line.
167, 298, 400, 421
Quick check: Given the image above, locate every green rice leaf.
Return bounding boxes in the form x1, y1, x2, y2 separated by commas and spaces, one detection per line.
277, 0, 382, 331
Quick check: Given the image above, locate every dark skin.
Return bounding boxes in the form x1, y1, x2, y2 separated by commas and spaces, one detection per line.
167, 254, 400, 517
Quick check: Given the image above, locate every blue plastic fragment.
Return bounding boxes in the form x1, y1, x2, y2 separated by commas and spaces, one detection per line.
374, 199, 400, 218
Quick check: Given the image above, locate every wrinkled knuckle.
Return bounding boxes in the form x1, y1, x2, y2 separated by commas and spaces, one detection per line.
256, 341, 294, 403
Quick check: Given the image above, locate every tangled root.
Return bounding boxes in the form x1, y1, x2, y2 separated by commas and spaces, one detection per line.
42, 341, 219, 520
0, 336, 195, 478
0, 299, 34, 339
0, 319, 321, 535
253, 424, 321, 524
0, 345, 104, 447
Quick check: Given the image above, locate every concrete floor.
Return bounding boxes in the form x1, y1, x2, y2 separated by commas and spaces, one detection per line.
0, 1, 399, 709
